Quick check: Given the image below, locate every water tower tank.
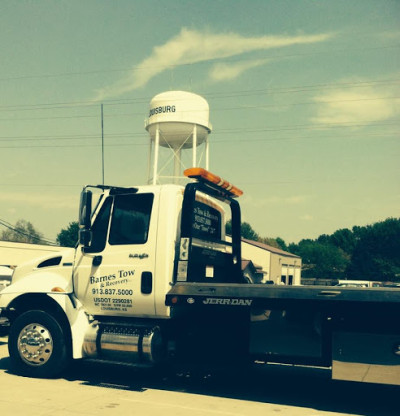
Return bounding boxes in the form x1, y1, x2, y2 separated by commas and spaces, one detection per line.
145, 91, 212, 148
145, 91, 212, 185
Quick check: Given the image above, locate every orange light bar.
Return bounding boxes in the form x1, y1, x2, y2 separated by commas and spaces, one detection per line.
51, 287, 66, 293
184, 168, 243, 197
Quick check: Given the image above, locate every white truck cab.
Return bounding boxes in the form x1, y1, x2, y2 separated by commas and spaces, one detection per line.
74, 184, 182, 320
0, 169, 243, 377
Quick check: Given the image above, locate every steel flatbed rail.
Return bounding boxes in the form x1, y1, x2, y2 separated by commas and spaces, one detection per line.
166, 282, 400, 309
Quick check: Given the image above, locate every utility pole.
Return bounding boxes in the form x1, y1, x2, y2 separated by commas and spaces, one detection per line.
101, 103, 104, 185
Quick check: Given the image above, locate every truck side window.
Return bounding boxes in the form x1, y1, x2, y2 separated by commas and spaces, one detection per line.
109, 193, 154, 245
87, 197, 112, 253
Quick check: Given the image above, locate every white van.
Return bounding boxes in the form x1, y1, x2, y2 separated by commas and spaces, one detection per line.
336, 280, 381, 288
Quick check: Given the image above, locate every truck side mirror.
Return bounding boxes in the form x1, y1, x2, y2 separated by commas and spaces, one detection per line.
79, 190, 93, 250
79, 229, 92, 247
79, 190, 92, 228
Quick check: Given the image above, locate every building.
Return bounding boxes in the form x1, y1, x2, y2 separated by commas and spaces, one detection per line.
241, 238, 302, 285
241, 259, 264, 284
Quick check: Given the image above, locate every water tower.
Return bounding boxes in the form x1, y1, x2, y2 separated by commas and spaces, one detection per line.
145, 91, 212, 184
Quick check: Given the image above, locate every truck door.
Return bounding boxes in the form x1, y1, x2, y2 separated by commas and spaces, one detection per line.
73, 191, 158, 317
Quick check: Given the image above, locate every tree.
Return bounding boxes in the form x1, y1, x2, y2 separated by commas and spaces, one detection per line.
275, 237, 288, 251
347, 218, 400, 281
56, 222, 79, 247
293, 240, 349, 279
225, 220, 259, 241
317, 228, 356, 255
330, 228, 356, 255
259, 236, 281, 249
241, 221, 259, 241
223, 215, 400, 282
0, 219, 44, 244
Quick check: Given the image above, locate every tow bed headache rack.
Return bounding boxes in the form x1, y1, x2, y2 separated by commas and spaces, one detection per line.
176, 169, 244, 284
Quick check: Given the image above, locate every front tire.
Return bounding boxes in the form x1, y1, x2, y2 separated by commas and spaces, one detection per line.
8, 310, 70, 378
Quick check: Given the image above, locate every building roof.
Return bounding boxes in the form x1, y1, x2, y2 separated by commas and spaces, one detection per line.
241, 238, 301, 259
241, 259, 255, 273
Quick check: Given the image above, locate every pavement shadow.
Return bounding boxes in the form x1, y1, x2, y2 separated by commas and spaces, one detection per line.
64, 360, 399, 416
0, 355, 10, 371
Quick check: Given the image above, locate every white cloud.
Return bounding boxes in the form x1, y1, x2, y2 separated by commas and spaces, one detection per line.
299, 214, 313, 221
378, 30, 400, 41
311, 84, 400, 126
94, 28, 334, 101
209, 59, 269, 82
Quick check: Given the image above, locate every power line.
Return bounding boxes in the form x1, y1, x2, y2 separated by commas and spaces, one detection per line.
0, 218, 57, 246
0, 118, 398, 142
0, 78, 399, 112
1, 170, 396, 188
0, 98, 148, 112
217, 120, 400, 133
0, 184, 82, 187
206, 79, 400, 100
0, 107, 399, 143
1, 93, 400, 122
0, 142, 147, 149
0, 43, 398, 83
0, 132, 138, 141
0, 128, 397, 150
0, 114, 100, 122
0, 126, 397, 143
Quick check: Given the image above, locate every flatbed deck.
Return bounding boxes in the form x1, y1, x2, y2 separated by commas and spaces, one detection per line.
166, 282, 400, 310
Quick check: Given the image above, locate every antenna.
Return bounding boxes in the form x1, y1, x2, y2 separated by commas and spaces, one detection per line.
101, 103, 104, 185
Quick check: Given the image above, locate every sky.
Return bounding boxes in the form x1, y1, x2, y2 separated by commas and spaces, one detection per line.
0, 0, 399, 245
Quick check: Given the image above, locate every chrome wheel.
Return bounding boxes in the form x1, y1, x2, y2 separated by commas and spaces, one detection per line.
17, 323, 53, 366
9, 310, 70, 377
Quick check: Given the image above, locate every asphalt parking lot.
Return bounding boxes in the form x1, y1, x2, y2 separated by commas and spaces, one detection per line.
0, 334, 398, 416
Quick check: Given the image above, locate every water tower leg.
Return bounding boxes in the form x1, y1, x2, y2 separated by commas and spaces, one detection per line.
152, 125, 160, 185
147, 138, 153, 184
205, 136, 209, 170
192, 124, 197, 167
173, 148, 181, 184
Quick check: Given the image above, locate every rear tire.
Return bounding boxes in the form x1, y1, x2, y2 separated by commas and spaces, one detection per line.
8, 310, 70, 378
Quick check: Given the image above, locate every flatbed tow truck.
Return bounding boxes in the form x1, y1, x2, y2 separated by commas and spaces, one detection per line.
0, 168, 399, 385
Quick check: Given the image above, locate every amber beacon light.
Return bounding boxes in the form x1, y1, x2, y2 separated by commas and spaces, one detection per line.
184, 168, 243, 198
